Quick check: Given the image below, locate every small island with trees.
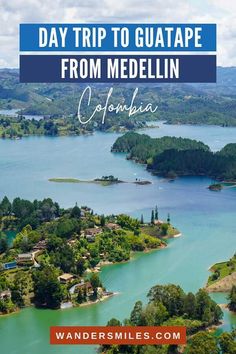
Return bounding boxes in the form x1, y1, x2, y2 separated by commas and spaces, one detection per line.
208, 183, 223, 191
49, 175, 152, 186
0, 197, 179, 315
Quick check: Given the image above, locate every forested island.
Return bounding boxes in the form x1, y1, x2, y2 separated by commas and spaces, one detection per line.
0, 197, 179, 315
112, 132, 236, 181
100, 283, 236, 354
208, 183, 223, 191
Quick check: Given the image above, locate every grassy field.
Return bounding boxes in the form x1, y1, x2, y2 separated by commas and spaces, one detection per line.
48, 178, 117, 186
49, 178, 83, 183
141, 224, 180, 239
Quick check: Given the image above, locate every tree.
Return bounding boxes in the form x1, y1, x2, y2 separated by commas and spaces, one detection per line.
90, 273, 101, 296
76, 258, 86, 276
148, 284, 185, 317
100, 215, 106, 227
140, 214, 144, 224
143, 302, 169, 326
183, 292, 196, 319
186, 332, 219, 354
10, 271, 29, 307
195, 289, 211, 320
44, 121, 58, 136
161, 223, 168, 236
228, 285, 236, 312
107, 318, 122, 326
140, 346, 167, 354
167, 213, 170, 224
0, 196, 11, 215
40, 198, 58, 221
56, 218, 78, 238
219, 332, 236, 354
77, 288, 85, 304
195, 289, 222, 324
71, 204, 81, 218
13, 225, 40, 252
167, 345, 179, 354
50, 243, 75, 273
155, 206, 158, 220
151, 210, 154, 224
130, 300, 143, 325
202, 307, 212, 325
12, 198, 34, 219
213, 302, 223, 323
33, 266, 64, 309
0, 299, 15, 314
0, 233, 8, 254
117, 214, 140, 231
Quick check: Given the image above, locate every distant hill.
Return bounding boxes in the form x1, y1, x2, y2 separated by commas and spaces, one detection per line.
1, 67, 236, 126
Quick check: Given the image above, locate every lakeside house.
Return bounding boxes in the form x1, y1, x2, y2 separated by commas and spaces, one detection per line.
0, 290, 11, 300
94, 266, 101, 272
32, 240, 47, 251
58, 273, 74, 284
74, 281, 93, 295
154, 219, 164, 225
81, 252, 91, 260
17, 253, 34, 265
106, 223, 121, 230
81, 207, 92, 217
67, 239, 77, 247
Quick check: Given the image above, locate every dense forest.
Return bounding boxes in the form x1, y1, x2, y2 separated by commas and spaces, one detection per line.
112, 132, 209, 163
112, 132, 236, 181
100, 283, 236, 354
0, 197, 176, 314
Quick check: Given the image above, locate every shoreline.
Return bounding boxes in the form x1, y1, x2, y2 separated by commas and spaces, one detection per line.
0, 226, 181, 318
98, 233, 181, 268
78, 292, 119, 308
0, 308, 20, 317
172, 232, 182, 238
0, 245, 168, 317
0, 293, 118, 317
206, 320, 224, 333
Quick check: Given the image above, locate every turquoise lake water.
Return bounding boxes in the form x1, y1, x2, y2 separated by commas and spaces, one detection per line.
0, 122, 235, 354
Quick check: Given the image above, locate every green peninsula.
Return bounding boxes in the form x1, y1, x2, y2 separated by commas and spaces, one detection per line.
0, 197, 178, 315
206, 253, 236, 293
101, 283, 227, 354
